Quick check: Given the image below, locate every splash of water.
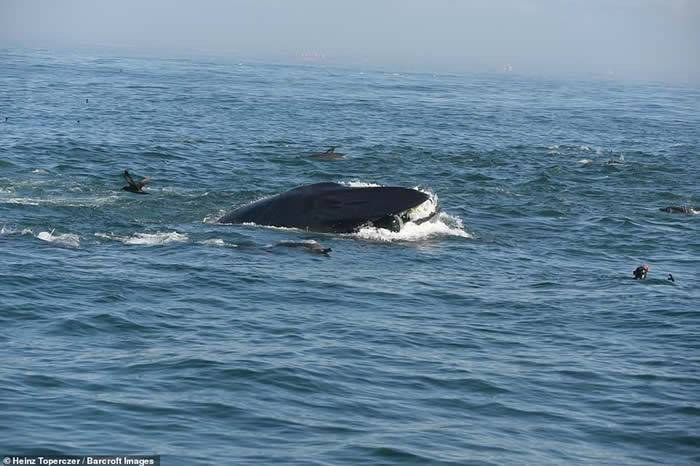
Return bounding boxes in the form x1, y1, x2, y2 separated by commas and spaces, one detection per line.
352, 212, 471, 242
36, 230, 81, 248
199, 238, 227, 246
95, 231, 189, 246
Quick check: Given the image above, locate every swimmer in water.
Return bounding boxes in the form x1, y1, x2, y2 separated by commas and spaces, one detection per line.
633, 264, 649, 280
122, 170, 150, 194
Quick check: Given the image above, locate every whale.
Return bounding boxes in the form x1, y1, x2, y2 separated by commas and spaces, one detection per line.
218, 182, 437, 233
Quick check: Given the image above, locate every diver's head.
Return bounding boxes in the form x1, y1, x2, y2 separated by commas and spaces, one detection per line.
633, 264, 650, 280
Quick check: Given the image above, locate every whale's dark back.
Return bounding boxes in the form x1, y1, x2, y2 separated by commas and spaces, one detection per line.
218, 182, 429, 233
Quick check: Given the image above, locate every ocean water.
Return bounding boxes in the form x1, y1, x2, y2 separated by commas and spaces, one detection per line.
1, 48, 699, 465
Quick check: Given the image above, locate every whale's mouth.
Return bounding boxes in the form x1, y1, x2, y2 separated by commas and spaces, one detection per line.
404, 194, 440, 223
370, 197, 440, 232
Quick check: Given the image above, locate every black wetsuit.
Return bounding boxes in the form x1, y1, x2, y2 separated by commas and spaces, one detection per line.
633, 266, 648, 280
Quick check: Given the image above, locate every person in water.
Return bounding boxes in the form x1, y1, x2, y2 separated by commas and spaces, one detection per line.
122, 170, 150, 194
633, 264, 649, 280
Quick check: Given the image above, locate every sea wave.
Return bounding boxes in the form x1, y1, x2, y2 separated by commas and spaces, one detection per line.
203, 210, 227, 224
197, 238, 236, 247
95, 231, 189, 245
36, 230, 81, 248
352, 212, 471, 242
0, 195, 118, 207
0, 225, 35, 236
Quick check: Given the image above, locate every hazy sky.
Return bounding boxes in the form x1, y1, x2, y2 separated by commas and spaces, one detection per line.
1, 0, 699, 81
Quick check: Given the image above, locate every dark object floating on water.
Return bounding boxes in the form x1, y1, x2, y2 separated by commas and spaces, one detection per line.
218, 182, 436, 233
121, 170, 150, 194
275, 240, 332, 256
668, 273, 675, 282
633, 264, 649, 280
660, 206, 697, 215
605, 155, 625, 166
310, 146, 345, 160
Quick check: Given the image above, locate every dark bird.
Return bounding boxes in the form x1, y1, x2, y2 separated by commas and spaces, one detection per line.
121, 170, 150, 194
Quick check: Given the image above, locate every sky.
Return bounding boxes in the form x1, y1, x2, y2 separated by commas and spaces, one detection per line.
1, 0, 699, 82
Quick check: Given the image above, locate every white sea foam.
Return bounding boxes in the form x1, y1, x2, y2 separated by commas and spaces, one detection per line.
32, 168, 50, 174
0, 196, 117, 207
95, 231, 189, 245
340, 180, 382, 188
122, 232, 188, 245
352, 212, 471, 242
278, 239, 320, 246
0, 225, 32, 236
2, 198, 40, 206
578, 159, 594, 165
0, 225, 16, 235
199, 238, 227, 246
36, 230, 80, 248
203, 210, 227, 224
198, 238, 240, 248
605, 154, 625, 165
